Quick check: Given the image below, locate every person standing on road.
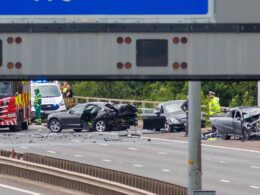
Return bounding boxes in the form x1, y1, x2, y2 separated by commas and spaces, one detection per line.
61, 81, 68, 97
181, 96, 189, 136
34, 88, 42, 125
65, 84, 74, 109
65, 84, 73, 98
208, 91, 221, 117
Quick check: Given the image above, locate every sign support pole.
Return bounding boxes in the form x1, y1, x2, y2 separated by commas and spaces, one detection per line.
188, 81, 202, 195
258, 81, 260, 106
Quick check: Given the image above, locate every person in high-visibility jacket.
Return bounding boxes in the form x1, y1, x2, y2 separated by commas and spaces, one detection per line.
208, 91, 221, 116
34, 88, 42, 125
61, 81, 68, 97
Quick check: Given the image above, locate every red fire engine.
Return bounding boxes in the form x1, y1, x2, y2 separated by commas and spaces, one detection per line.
0, 81, 31, 131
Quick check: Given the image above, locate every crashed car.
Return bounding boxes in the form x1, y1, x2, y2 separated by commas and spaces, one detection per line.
81, 103, 138, 132
142, 100, 206, 132
48, 102, 138, 133
210, 106, 260, 140
48, 102, 95, 132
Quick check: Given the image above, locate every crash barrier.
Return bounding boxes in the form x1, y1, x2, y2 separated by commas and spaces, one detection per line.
73, 96, 229, 114
0, 155, 156, 195
0, 149, 23, 159
73, 96, 161, 109
22, 153, 187, 195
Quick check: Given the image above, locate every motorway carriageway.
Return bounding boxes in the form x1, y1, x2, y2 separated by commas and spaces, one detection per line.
1, 129, 260, 195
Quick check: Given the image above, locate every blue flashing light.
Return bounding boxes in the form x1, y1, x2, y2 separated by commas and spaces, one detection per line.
32, 80, 48, 83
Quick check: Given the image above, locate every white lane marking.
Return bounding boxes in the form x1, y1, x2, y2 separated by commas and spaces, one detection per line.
47, 151, 56, 154
250, 166, 260, 169
250, 186, 260, 189
142, 137, 260, 154
71, 140, 81, 143
132, 164, 143, 167
143, 137, 186, 144
99, 143, 108, 146
20, 146, 28, 149
161, 169, 171, 172
220, 180, 231, 183
74, 154, 83, 158
158, 152, 168, 155
128, 148, 138, 151
202, 144, 260, 154
0, 184, 42, 195
102, 159, 112, 162
219, 160, 230, 164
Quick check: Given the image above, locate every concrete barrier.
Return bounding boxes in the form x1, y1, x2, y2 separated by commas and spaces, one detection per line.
0, 156, 155, 195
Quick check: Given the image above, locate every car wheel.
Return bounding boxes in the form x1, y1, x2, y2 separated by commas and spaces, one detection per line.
224, 134, 231, 140
73, 129, 82, 133
95, 120, 107, 132
49, 118, 62, 133
165, 122, 171, 132
242, 127, 251, 141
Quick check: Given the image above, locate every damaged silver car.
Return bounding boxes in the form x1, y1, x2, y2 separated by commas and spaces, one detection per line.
210, 106, 260, 140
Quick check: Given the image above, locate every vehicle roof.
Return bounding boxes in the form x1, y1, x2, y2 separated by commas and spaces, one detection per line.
231, 106, 260, 113
31, 82, 59, 86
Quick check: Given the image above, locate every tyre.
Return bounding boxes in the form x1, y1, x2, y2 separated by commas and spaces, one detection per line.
73, 129, 82, 132
48, 118, 62, 133
242, 127, 251, 141
9, 112, 22, 132
224, 134, 231, 140
165, 122, 171, 132
95, 120, 107, 132
22, 121, 29, 130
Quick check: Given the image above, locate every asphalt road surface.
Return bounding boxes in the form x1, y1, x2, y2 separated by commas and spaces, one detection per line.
1, 125, 260, 195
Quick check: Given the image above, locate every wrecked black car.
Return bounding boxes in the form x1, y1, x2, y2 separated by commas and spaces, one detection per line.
142, 100, 206, 132
210, 106, 260, 140
47, 102, 138, 133
80, 103, 138, 132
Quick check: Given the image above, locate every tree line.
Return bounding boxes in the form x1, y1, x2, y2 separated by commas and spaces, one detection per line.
72, 81, 257, 107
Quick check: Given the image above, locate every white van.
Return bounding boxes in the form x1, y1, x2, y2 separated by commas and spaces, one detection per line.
31, 82, 66, 120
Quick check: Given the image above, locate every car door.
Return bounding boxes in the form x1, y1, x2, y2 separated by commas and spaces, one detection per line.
64, 104, 86, 128
233, 109, 243, 135
210, 111, 233, 135
142, 104, 165, 130
222, 110, 236, 134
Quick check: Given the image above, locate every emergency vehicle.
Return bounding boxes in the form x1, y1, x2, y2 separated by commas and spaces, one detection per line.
0, 81, 31, 131
31, 81, 66, 120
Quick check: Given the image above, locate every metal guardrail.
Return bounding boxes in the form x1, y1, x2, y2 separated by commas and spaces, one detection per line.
0, 150, 187, 195
72, 96, 229, 118
22, 153, 187, 195
73, 96, 161, 108
0, 154, 155, 195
